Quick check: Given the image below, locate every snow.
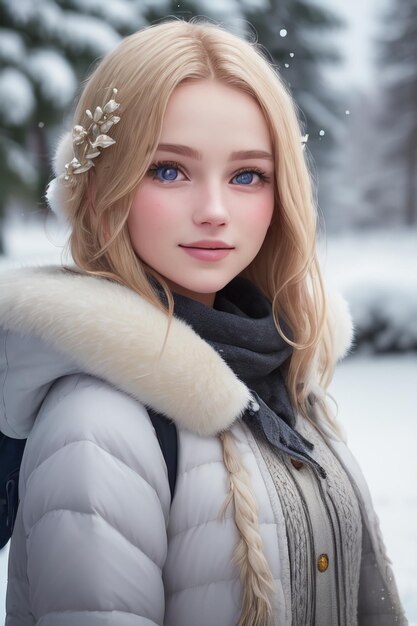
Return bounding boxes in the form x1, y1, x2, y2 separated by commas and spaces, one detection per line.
0, 212, 71, 267
27, 49, 77, 108
0, 0, 34, 24
329, 354, 417, 623
6, 143, 38, 185
1, 0, 122, 55
199, 0, 247, 30
348, 284, 417, 351
44, 10, 122, 55
239, 0, 268, 9
201, 0, 239, 13
140, 0, 168, 9
318, 229, 417, 352
0, 28, 25, 64
69, 0, 146, 30
0, 68, 35, 125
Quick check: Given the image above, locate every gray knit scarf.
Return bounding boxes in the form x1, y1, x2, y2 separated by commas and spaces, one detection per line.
171, 277, 326, 478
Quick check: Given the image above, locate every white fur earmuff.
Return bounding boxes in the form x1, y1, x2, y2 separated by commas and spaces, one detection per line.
327, 289, 355, 361
45, 131, 74, 221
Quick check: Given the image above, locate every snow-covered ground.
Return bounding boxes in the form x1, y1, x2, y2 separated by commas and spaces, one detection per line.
0, 218, 416, 622
319, 229, 417, 352
330, 354, 417, 624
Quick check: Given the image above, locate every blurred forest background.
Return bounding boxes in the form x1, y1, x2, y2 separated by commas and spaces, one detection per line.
0, 0, 416, 620
0, 0, 417, 355
1, 0, 416, 234
0, 0, 417, 230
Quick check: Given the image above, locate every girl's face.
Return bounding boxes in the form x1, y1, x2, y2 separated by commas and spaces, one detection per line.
128, 79, 275, 306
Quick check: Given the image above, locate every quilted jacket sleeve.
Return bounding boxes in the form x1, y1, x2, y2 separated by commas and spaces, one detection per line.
6, 373, 171, 626
357, 518, 408, 626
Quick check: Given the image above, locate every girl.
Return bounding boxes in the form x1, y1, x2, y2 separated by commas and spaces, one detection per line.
0, 18, 407, 626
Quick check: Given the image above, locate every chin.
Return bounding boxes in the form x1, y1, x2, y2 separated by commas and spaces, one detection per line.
185, 277, 233, 294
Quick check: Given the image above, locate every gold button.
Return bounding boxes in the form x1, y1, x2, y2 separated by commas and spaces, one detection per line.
317, 554, 329, 572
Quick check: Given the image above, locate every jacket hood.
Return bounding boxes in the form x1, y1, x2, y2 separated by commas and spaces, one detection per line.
0, 265, 353, 439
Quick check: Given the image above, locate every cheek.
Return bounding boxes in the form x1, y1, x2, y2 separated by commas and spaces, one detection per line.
244, 193, 274, 235
128, 186, 174, 238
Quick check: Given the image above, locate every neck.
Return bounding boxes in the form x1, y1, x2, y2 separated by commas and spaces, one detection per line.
163, 279, 216, 307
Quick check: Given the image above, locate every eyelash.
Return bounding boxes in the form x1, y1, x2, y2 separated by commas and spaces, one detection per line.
147, 160, 271, 184
147, 160, 179, 179
236, 167, 270, 183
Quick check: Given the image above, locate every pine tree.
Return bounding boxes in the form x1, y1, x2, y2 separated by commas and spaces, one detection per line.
0, 0, 344, 253
0, 0, 243, 237
145, 0, 243, 25
373, 0, 417, 225
0, 0, 148, 252
240, 0, 344, 167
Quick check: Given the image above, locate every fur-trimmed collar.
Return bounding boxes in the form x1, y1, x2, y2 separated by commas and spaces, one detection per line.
0, 266, 353, 437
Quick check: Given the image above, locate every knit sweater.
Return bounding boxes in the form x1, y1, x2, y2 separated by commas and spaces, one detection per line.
256, 415, 362, 625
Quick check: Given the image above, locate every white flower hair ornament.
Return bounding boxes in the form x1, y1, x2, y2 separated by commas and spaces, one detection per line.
46, 88, 120, 221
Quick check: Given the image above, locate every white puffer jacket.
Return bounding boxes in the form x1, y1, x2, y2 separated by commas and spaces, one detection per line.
0, 266, 407, 626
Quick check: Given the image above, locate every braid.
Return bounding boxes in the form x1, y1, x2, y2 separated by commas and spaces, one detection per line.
218, 430, 275, 626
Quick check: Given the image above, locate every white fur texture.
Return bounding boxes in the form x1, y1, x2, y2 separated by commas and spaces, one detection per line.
0, 266, 250, 436
0, 267, 354, 435
327, 289, 355, 361
45, 132, 73, 221
53, 131, 74, 177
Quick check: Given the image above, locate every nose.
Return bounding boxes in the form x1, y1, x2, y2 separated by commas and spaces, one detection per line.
192, 182, 230, 227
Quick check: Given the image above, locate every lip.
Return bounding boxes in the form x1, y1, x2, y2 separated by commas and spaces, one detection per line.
180, 247, 232, 262
179, 240, 235, 262
180, 240, 234, 249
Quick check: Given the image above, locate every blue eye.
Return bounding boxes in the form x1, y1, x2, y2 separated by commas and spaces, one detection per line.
232, 169, 269, 185
155, 165, 178, 181
234, 171, 255, 185
148, 161, 270, 185
148, 161, 185, 182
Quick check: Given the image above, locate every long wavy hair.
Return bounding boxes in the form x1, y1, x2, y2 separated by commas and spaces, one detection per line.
52, 18, 339, 626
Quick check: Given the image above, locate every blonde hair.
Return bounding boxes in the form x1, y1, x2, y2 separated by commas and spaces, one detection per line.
219, 431, 275, 625
59, 18, 339, 625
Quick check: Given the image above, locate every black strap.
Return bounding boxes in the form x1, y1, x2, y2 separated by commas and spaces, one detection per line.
147, 408, 178, 502
0, 434, 26, 549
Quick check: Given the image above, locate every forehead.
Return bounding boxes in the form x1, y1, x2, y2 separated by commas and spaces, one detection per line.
159, 79, 272, 153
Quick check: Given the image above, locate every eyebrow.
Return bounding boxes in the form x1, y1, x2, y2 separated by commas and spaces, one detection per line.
156, 143, 273, 161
